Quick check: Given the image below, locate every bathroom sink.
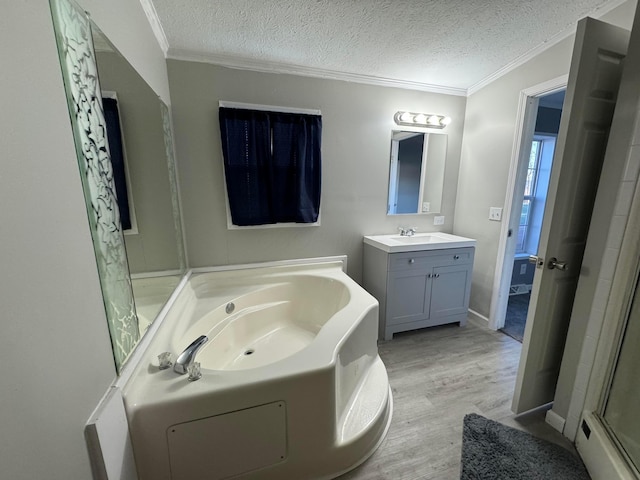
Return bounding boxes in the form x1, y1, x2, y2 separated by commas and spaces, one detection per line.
389, 234, 443, 244
363, 232, 476, 253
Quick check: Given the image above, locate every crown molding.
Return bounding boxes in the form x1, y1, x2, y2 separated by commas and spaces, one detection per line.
468, 0, 630, 96
467, 27, 574, 96
167, 50, 468, 97
139, 0, 169, 56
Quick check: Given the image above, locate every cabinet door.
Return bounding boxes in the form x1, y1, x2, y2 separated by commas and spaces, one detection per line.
429, 264, 471, 318
387, 270, 431, 325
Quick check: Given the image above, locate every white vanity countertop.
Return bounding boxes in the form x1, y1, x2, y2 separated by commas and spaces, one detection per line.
363, 232, 476, 253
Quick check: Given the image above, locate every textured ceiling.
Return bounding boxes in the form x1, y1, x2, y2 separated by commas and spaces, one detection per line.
150, 0, 619, 93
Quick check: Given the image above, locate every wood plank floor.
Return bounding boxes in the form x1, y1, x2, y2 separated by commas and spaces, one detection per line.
338, 317, 575, 480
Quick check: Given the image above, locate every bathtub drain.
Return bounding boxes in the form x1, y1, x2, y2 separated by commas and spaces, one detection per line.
244, 349, 255, 355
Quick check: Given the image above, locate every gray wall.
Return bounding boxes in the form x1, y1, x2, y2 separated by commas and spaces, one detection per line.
0, 1, 169, 478
454, 0, 637, 318
167, 61, 467, 282
424, 134, 447, 213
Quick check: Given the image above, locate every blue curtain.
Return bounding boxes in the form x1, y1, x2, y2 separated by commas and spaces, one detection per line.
102, 97, 132, 230
219, 107, 322, 226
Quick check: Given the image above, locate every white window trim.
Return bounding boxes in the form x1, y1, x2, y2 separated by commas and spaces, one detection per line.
218, 101, 320, 116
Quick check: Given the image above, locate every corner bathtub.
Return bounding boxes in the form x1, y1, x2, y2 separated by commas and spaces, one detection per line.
123, 259, 392, 480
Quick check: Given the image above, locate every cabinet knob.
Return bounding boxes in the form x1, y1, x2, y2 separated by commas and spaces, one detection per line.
435, 273, 440, 278
427, 273, 432, 278
453, 255, 460, 260
408, 258, 415, 264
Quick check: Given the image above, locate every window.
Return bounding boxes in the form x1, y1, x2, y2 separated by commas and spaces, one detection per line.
517, 139, 542, 253
219, 105, 322, 227
516, 135, 556, 254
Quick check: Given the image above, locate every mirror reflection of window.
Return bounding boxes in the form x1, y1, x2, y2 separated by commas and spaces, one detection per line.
102, 94, 136, 232
387, 131, 447, 215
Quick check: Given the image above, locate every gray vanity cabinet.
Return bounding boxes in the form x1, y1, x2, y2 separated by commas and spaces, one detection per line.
363, 245, 474, 340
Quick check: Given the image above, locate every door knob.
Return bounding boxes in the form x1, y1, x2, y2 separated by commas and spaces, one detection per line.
547, 257, 568, 271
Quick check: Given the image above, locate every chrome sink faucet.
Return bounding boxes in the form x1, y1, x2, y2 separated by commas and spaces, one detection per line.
398, 227, 417, 237
174, 335, 209, 374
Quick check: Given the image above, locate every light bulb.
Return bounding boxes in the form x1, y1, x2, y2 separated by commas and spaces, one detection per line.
441, 116, 452, 126
427, 115, 441, 125
400, 112, 413, 123
414, 114, 426, 124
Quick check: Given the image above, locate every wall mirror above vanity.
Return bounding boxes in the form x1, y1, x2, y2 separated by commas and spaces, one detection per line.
50, 0, 187, 373
387, 131, 447, 215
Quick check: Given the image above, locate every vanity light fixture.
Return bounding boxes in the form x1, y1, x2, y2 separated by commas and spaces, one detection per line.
394, 111, 452, 129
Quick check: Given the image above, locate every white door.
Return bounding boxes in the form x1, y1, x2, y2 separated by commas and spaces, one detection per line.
512, 17, 629, 414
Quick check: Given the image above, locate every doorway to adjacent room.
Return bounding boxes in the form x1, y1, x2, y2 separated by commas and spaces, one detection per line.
500, 89, 565, 342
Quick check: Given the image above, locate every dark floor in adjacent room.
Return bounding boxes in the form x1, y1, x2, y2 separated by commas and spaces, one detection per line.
338, 316, 573, 480
500, 293, 531, 343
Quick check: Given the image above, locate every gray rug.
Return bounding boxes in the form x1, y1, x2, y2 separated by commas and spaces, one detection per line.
461, 413, 590, 480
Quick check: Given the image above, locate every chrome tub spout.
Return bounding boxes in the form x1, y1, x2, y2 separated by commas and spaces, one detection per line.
174, 335, 209, 374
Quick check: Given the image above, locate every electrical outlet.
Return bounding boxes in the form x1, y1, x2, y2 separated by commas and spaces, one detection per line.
520, 263, 527, 275
489, 207, 503, 221
433, 216, 445, 226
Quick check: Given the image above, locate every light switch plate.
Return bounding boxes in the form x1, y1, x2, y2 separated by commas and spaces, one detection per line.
489, 207, 503, 221
433, 216, 445, 225
422, 202, 430, 213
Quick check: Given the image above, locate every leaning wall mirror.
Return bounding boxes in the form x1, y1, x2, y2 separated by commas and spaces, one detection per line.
50, 0, 186, 373
93, 28, 186, 331
387, 131, 447, 215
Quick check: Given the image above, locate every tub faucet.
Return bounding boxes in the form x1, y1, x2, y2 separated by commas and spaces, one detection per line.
174, 335, 209, 374
398, 227, 417, 236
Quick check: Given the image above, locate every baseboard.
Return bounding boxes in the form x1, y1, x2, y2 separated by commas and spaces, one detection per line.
468, 309, 489, 324
545, 409, 566, 433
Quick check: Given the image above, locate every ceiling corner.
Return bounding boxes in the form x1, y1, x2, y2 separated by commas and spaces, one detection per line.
139, 0, 169, 56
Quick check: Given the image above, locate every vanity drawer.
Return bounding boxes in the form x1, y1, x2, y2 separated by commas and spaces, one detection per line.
389, 253, 433, 270
389, 248, 473, 271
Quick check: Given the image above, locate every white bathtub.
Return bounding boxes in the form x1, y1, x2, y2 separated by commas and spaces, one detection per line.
123, 258, 392, 480
131, 275, 182, 335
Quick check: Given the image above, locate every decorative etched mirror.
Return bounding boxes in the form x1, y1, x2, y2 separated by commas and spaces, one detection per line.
50, 0, 186, 373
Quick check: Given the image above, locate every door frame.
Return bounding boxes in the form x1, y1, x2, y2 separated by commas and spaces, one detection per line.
488, 75, 568, 331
